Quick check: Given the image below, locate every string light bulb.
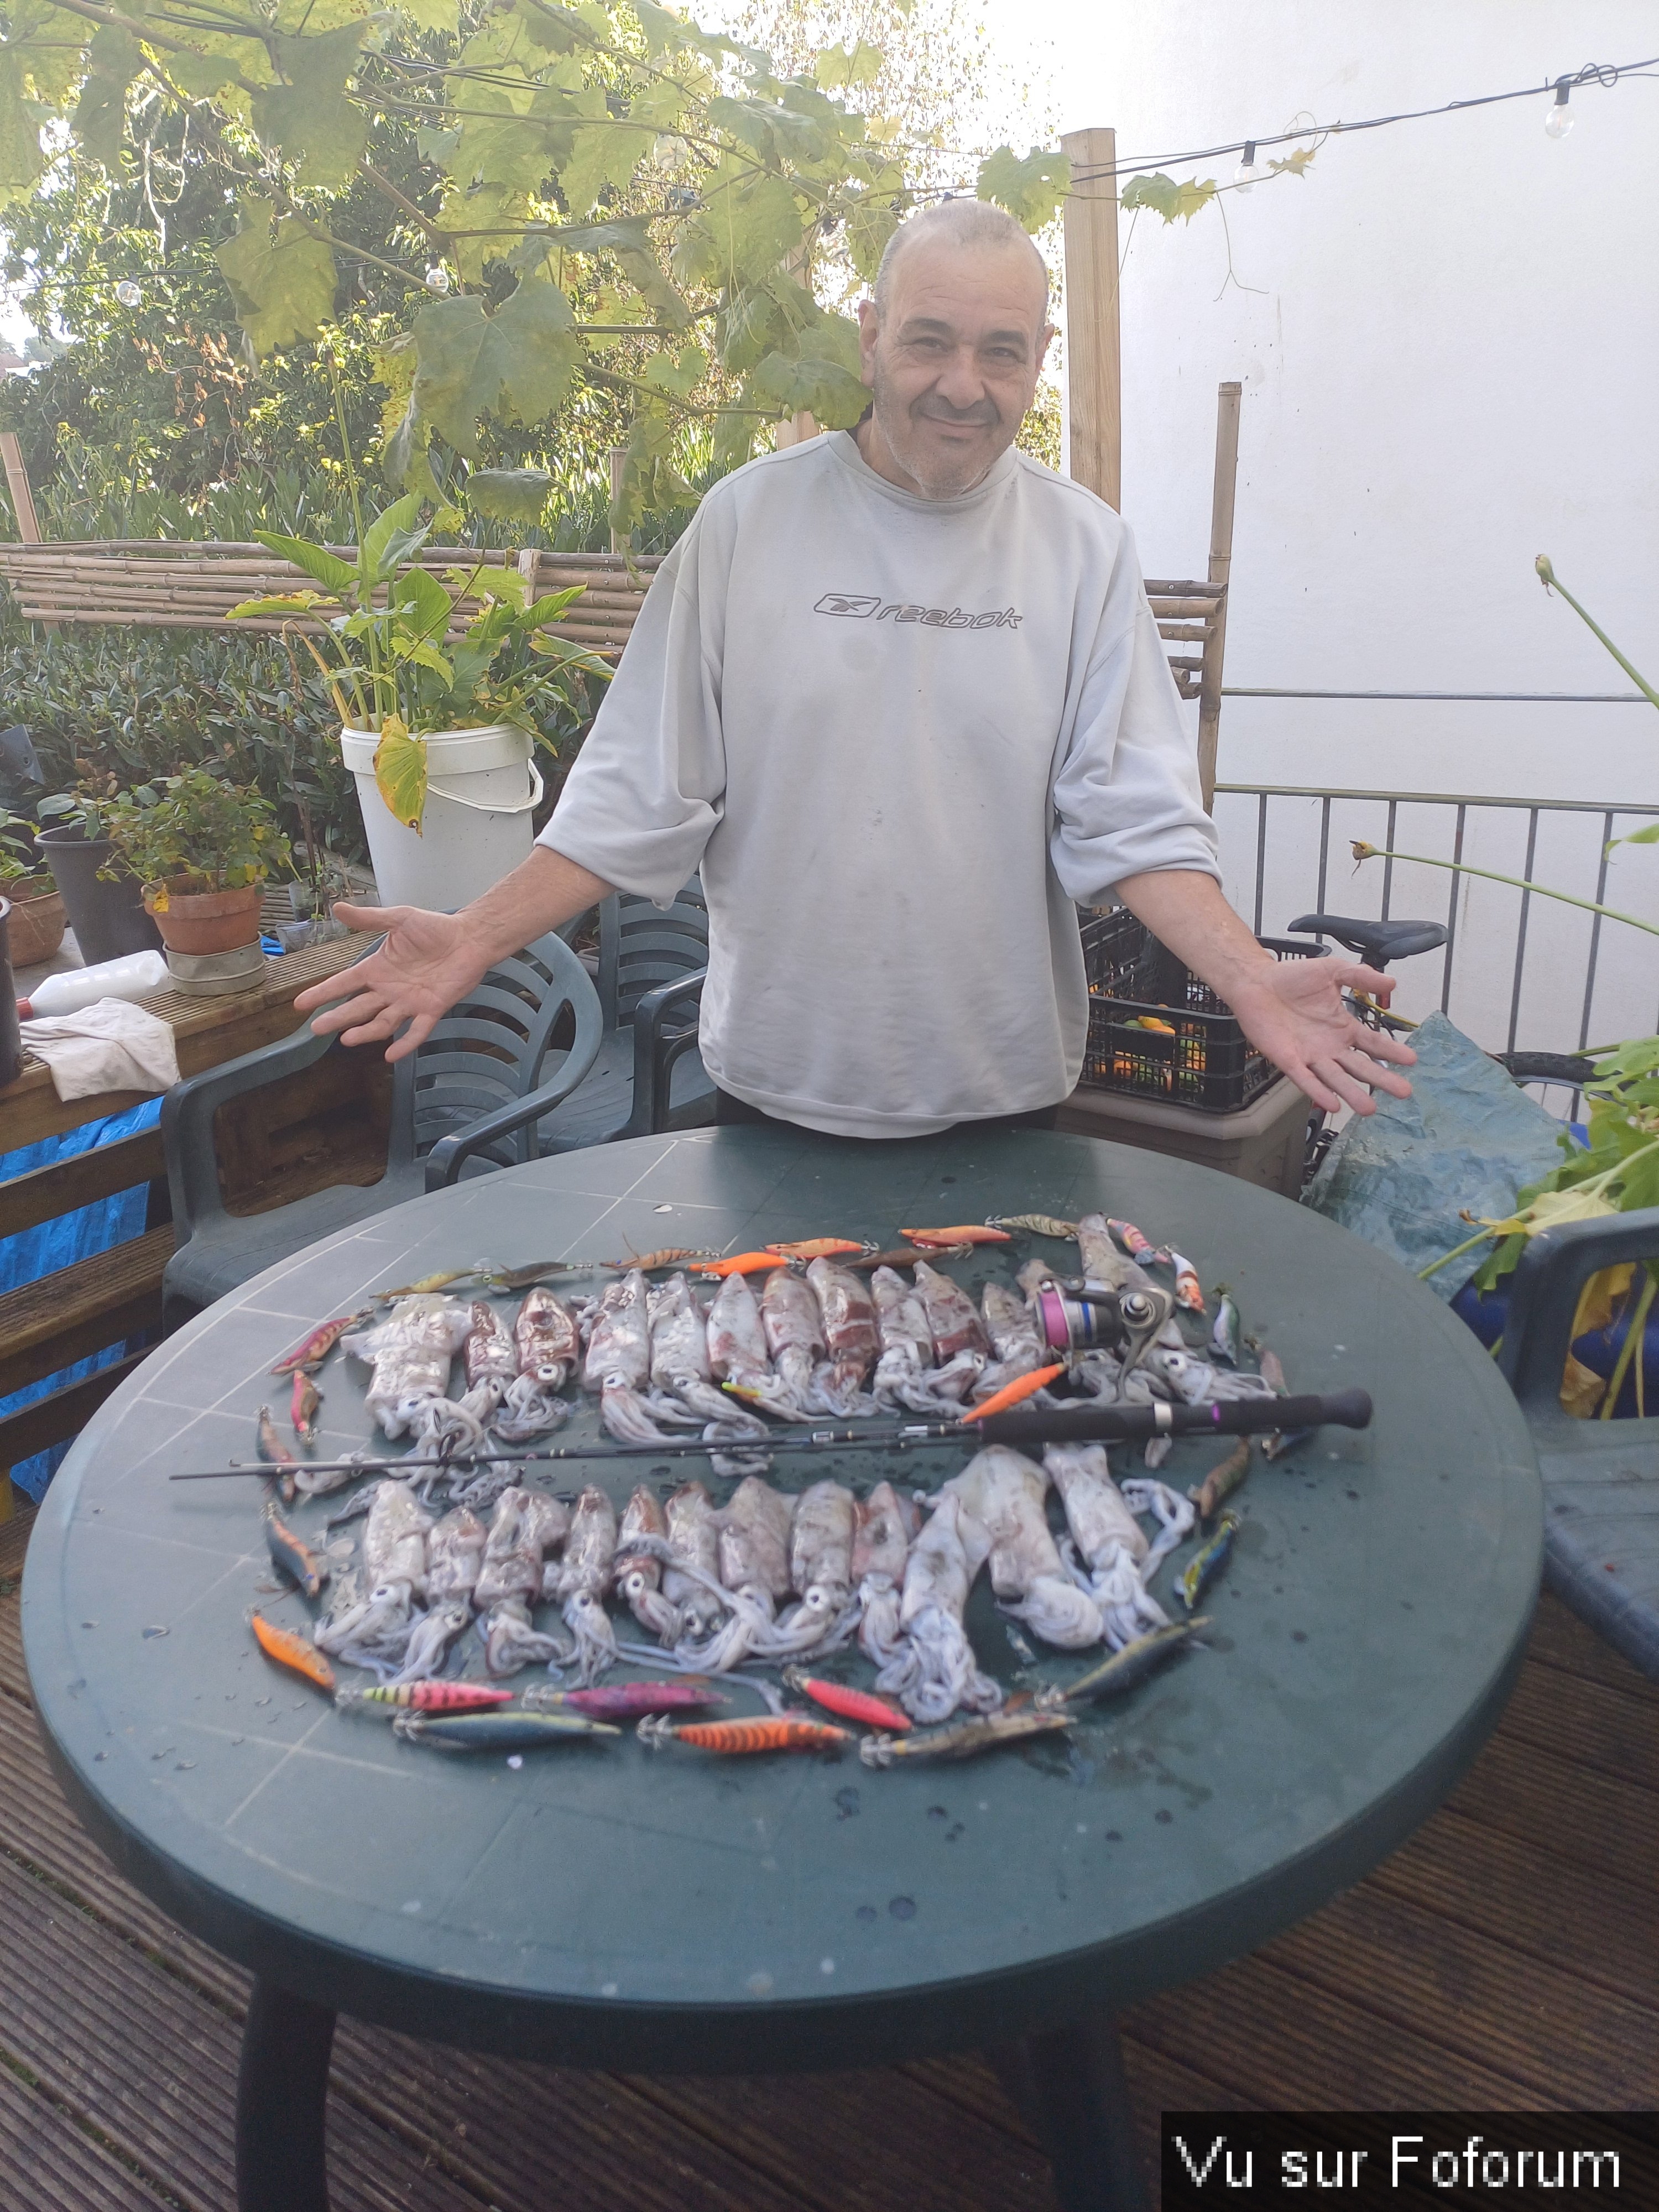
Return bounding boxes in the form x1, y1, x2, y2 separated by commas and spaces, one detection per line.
114, 280, 143, 307
1233, 139, 1260, 191
1544, 80, 1574, 137
424, 263, 452, 295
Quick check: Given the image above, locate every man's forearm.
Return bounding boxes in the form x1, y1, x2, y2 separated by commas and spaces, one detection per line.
1112, 869, 1277, 1006
460, 844, 615, 965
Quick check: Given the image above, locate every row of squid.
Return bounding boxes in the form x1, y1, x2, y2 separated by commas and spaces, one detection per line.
288, 1430, 1217, 1731
273, 1209, 1276, 1506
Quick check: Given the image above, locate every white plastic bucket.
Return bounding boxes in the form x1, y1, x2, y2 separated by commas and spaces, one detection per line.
341, 724, 544, 911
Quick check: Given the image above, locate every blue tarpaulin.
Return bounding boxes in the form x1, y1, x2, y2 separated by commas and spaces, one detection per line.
0, 1097, 164, 1501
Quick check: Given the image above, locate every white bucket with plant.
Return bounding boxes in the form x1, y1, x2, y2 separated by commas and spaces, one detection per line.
232, 494, 607, 912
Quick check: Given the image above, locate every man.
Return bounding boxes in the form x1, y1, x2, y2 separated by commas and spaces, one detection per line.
299, 200, 1412, 1133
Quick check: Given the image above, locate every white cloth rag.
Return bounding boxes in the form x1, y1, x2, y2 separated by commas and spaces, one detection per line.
21, 997, 180, 1102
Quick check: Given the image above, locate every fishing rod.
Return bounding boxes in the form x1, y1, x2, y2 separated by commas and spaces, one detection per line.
167, 1387, 1372, 1481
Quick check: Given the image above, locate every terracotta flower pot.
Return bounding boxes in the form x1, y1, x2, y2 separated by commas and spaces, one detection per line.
2, 880, 66, 966
143, 879, 264, 956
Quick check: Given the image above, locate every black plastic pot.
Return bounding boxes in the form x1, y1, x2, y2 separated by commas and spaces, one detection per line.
0, 897, 21, 1089
35, 824, 163, 964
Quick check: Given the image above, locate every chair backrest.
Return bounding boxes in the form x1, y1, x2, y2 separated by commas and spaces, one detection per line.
594, 877, 709, 1032
388, 930, 603, 1170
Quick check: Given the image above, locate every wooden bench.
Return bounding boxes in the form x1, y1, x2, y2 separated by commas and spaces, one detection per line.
0, 933, 388, 1511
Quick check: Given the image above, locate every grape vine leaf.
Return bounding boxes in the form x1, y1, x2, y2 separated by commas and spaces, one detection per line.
1120, 171, 1217, 224
612, 402, 696, 533
215, 199, 337, 358
465, 467, 555, 521
976, 146, 1070, 229
639, 342, 708, 399
1269, 147, 1317, 178
558, 117, 657, 216
1609, 822, 1659, 850
0, 77, 46, 205
373, 715, 428, 834
813, 39, 882, 90
72, 25, 142, 169
168, 53, 243, 101
679, 169, 804, 287
409, 276, 581, 456
750, 347, 867, 427
252, 25, 370, 189
547, 213, 690, 326
843, 186, 902, 280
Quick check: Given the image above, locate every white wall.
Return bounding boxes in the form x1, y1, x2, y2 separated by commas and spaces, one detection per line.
989, 0, 1659, 1051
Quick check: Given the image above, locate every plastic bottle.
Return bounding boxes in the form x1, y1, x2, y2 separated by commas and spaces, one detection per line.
17, 948, 169, 1020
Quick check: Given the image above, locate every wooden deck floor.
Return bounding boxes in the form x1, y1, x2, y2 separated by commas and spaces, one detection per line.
2, 1498, 1655, 2209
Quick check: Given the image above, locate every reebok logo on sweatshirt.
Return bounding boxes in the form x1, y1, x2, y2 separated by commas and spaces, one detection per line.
815, 591, 1022, 630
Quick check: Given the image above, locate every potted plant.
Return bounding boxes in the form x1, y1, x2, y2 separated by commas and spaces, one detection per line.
35, 771, 165, 964
50, 768, 293, 956
0, 808, 67, 967
230, 494, 607, 910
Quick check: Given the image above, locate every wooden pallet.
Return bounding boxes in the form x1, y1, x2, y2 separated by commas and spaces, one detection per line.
1, 1495, 1654, 2208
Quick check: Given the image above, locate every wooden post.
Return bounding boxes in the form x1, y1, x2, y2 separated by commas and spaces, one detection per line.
0, 431, 43, 543
608, 446, 626, 554
1060, 127, 1121, 509
1197, 381, 1243, 809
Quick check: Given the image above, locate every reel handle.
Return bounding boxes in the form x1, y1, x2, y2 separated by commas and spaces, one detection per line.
978, 1387, 1373, 1449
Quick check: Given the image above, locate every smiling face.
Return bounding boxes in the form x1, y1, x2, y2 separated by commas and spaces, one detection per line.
855, 236, 1054, 499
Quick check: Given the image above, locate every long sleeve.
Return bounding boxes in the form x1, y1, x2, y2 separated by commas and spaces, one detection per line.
1048, 543, 1221, 904
536, 498, 731, 902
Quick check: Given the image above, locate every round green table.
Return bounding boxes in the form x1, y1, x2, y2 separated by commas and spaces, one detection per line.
23, 1125, 1542, 2212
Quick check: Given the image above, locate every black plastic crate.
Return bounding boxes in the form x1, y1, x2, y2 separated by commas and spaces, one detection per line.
1079, 910, 1326, 1113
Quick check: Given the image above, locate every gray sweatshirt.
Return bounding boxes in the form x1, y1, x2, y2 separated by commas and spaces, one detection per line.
540, 430, 1221, 1138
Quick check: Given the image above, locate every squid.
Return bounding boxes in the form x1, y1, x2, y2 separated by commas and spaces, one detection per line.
475, 1485, 572, 1676
341, 1297, 473, 1439
911, 1262, 988, 1401
972, 1281, 1051, 1403
393, 1504, 486, 1683
759, 1268, 826, 1412
851, 1480, 919, 1670
550, 1485, 619, 1682
875, 1490, 1003, 1725
765, 1480, 858, 1657
661, 1481, 728, 1644
1120, 1478, 1198, 1583
494, 1287, 579, 1442
583, 1270, 690, 1443
803, 1260, 879, 1415
1045, 1443, 1166, 1650
870, 1266, 941, 1411
314, 1480, 432, 1677
705, 1271, 805, 1423
682, 1476, 795, 1673
951, 1447, 1105, 1650
648, 1274, 768, 1439
614, 1484, 680, 1642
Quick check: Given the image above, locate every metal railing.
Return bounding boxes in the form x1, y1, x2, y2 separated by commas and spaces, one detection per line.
1213, 784, 1659, 1110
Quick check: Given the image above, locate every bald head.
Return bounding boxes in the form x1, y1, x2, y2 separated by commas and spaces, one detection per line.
854, 201, 1055, 500
874, 200, 1050, 322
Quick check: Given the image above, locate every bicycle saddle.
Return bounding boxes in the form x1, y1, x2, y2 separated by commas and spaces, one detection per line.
1286, 913, 1448, 965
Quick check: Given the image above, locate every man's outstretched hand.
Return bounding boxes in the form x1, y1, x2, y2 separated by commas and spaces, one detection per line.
293, 902, 493, 1061
1228, 957, 1416, 1117
292, 847, 614, 1062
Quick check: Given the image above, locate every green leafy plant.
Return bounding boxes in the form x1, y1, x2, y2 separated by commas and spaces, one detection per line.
1420, 1036, 1659, 1418
229, 462, 611, 831
0, 0, 1066, 535
42, 765, 292, 904
0, 807, 52, 890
